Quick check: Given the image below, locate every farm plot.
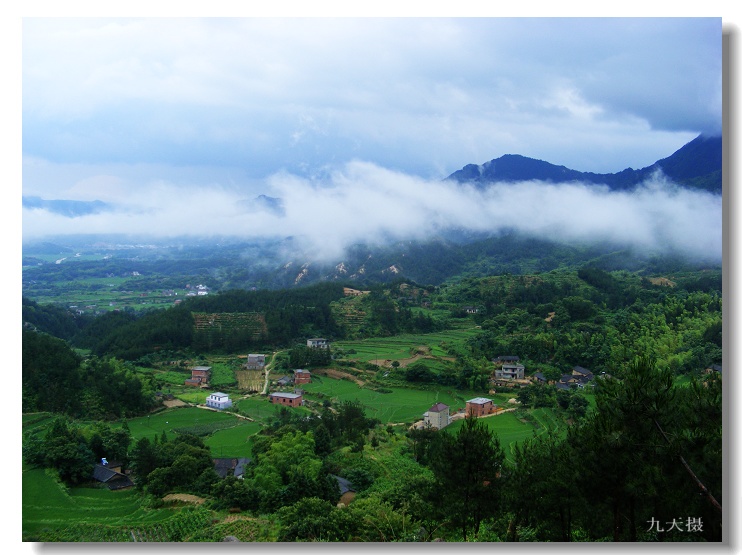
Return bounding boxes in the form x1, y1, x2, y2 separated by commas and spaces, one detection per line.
235, 369, 264, 391
204, 420, 263, 458
22, 412, 56, 433
445, 411, 543, 463
301, 377, 478, 424
23, 466, 176, 540
334, 328, 483, 365
113, 407, 239, 442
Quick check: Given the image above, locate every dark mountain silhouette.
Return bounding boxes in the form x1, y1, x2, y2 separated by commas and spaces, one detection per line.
446, 134, 721, 194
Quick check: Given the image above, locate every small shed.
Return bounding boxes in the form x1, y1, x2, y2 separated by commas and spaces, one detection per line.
213, 458, 252, 479
92, 464, 134, 490
331, 475, 357, 507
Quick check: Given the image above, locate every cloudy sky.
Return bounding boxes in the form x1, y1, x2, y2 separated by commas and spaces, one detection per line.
19, 15, 724, 260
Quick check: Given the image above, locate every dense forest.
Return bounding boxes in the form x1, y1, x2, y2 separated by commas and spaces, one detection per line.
23, 265, 722, 374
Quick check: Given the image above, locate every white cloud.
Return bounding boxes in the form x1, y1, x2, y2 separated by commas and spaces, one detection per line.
22, 162, 722, 263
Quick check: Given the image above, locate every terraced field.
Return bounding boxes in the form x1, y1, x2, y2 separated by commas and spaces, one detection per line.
334, 327, 483, 365
22, 465, 178, 539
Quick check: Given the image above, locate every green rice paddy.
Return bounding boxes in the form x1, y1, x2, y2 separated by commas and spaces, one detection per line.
445, 411, 544, 463
334, 328, 484, 362
22, 466, 177, 539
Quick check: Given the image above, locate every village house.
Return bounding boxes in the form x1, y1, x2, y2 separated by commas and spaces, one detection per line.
205, 392, 233, 410
466, 397, 497, 417
184, 365, 211, 387
423, 402, 451, 430
558, 373, 592, 389
293, 369, 311, 384
92, 460, 134, 490
495, 363, 526, 380
331, 475, 357, 507
572, 366, 594, 380
493, 356, 520, 365
275, 376, 293, 387
245, 354, 266, 370
269, 391, 303, 407
705, 364, 722, 375
213, 457, 251, 479
307, 338, 330, 349
531, 372, 547, 384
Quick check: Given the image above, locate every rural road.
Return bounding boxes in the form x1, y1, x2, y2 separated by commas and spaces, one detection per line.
261, 350, 284, 395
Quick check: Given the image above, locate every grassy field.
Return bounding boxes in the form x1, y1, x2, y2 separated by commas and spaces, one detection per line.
445, 411, 544, 463
21, 273, 189, 312
234, 395, 314, 422
22, 465, 179, 540
112, 407, 240, 443
300, 375, 515, 425
203, 421, 263, 458
333, 327, 484, 363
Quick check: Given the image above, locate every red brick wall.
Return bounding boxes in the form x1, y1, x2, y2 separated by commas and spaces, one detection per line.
270, 395, 302, 407
466, 401, 493, 417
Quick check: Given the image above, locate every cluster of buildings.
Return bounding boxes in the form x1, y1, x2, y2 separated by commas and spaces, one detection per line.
490, 356, 598, 391
421, 397, 501, 430
190, 338, 332, 412
417, 356, 601, 432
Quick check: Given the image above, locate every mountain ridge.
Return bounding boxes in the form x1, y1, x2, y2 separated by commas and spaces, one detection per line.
446, 134, 722, 194
22, 134, 722, 219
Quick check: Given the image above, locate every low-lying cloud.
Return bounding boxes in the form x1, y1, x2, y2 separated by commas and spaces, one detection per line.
22, 161, 722, 263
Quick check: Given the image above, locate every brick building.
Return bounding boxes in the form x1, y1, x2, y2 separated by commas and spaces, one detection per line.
269, 392, 303, 408
466, 397, 497, 417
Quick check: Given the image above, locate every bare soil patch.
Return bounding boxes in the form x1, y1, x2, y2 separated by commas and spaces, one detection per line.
648, 277, 676, 287
163, 493, 205, 504
315, 368, 366, 386
163, 399, 188, 408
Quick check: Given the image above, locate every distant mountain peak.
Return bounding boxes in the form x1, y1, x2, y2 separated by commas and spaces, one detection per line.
22, 196, 112, 217
446, 134, 721, 194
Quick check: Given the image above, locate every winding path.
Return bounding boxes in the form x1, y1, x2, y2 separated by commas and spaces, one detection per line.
261, 350, 284, 395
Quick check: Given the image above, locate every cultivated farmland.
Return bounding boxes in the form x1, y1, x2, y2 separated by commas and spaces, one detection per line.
333, 327, 484, 366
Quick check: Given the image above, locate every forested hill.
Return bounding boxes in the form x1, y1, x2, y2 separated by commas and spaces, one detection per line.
446, 134, 722, 193
23, 265, 722, 377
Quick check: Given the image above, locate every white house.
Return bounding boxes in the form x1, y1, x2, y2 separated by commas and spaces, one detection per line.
307, 338, 330, 349
206, 392, 233, 410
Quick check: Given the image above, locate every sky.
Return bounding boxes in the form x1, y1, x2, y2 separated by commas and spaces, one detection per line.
18, 15, 725, 261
